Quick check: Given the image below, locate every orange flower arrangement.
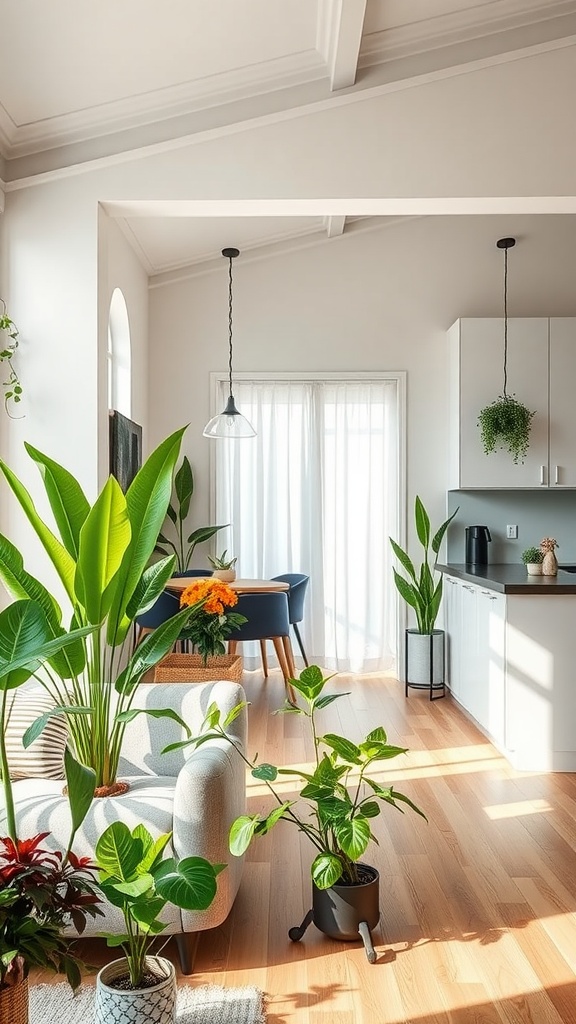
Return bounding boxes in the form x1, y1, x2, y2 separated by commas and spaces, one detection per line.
178, 578, 246, 663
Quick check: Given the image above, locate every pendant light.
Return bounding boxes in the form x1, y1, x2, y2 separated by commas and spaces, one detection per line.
203, 247, 256, 439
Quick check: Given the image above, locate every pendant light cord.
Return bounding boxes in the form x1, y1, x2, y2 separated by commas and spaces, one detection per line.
503, 245, 509, 398
228, 254, 234, 398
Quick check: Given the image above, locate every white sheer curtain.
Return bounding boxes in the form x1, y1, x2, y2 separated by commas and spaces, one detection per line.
212, 375, 400, 673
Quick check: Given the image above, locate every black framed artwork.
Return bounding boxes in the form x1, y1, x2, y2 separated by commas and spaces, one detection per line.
109, 410, 142, 492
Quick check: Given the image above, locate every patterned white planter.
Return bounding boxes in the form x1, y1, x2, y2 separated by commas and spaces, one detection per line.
95, 956, 176, 1024
406, 629, 445, 686
212, 568, 236, 582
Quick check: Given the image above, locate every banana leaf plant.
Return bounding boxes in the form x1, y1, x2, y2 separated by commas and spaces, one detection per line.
155, 455, 227, 572
389, 496, 458, 634
0, 429, 194, 790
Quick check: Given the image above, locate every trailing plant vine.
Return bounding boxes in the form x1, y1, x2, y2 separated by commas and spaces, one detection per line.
478, 395, 534, 464
0, 300, 23, 417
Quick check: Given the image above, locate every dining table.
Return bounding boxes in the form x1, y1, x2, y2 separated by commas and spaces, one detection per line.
165, 577, 290, 594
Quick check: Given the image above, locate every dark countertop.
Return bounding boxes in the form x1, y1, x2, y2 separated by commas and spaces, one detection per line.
437, 563, 576, 595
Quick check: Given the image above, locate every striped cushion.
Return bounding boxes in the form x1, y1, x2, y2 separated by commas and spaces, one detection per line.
4, 691, 68, 780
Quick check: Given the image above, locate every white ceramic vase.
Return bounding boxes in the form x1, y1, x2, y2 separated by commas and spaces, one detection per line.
95, 956, 176, 1024
212, 568, 236, 582
526, 563, 542, 576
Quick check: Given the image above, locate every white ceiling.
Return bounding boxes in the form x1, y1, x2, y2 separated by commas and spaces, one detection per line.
3, 0, 576, 273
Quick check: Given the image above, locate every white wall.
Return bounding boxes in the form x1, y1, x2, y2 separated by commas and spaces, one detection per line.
148, 213, 576, 539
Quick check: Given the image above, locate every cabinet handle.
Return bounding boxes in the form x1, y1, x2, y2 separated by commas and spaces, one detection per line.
555, 465, 560, 485
462, 585, 474, 591
540, 465, 546, 485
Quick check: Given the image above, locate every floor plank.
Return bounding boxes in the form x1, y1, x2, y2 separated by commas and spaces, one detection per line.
28, 671, 576, 1023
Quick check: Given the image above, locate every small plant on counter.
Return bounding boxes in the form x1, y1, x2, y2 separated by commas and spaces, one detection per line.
478, 395, 534, 465
521, 546, 543, 565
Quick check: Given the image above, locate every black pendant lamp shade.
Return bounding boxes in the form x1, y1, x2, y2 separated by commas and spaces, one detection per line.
203, 247, 256, 439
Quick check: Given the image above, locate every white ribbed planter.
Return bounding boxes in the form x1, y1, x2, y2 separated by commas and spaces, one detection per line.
95, 956, 176, 1024
212, 568, 236, 582
526, 563, 542, 576
405, 629, 445, 698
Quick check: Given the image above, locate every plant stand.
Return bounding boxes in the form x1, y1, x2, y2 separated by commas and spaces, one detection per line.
288, 865, 380, 963
404, 629, 445, 700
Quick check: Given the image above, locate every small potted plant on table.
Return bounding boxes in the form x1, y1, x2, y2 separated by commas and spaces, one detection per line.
208, 550, 238, 582
521, 546, 543, 576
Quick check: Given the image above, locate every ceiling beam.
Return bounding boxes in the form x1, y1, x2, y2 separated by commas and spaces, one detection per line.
317, 0, 368, 91
324, 215, 346, 237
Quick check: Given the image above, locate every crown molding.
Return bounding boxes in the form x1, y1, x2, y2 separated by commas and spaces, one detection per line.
4, 31, 576, 191
361, 0, 576, 66
0, 49, 326, 161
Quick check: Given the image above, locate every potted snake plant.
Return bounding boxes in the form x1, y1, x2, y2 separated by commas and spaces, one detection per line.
390, 496, 458, 698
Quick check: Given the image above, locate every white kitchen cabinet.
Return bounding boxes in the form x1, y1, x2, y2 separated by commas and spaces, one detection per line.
449, 318, 576, 488
443, 577, 506, 749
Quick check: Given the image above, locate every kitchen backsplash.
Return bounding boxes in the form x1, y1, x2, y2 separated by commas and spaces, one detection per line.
446, 489, 576, 564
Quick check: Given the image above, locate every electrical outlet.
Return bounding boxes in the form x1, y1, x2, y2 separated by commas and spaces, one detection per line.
506, 524, 518, 539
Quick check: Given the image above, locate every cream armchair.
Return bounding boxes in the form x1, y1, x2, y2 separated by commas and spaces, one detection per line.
4, 680, 247, 974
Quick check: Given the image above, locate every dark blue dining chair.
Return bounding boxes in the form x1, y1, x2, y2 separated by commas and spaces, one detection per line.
134, 568, 209, 646
271, 574, 310, 667
227, 591, 296, 701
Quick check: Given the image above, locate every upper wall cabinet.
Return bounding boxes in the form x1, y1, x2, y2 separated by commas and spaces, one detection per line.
448, 318, 576, 489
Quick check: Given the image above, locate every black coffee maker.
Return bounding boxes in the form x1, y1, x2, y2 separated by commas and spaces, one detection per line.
465, 525, 491, 565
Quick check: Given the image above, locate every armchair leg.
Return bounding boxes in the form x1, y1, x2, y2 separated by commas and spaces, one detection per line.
175, 931, 199, 975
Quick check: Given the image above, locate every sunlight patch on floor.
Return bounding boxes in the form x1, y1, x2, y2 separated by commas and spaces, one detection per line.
483, 798, 552, 819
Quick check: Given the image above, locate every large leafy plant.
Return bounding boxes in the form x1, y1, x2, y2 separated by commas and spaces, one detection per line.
0, 429, 195, 790
156, 455, 226, 572
0, 600, 102, 992
95, 822, 223, 988
167, 665, 425, 890
390, 496, 458, 634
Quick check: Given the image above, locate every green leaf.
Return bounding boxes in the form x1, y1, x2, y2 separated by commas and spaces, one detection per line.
311, 853, 343, 890
358, 800, 381, 819
22, 705, 91, 748
113, 873, 154, 898
251, 763, 278, 781
222, 701, 250, 729
320, 733, 362, 764
431, 506, 459, 555
367, 726, 387, 743
95, 821, 144, 881
414, 495, 430, 550
130, 897, 166, 929
106, 427, 186, 645
24, 443, 90, 560
115, 605, 194, 695
0, 459, 77, 602
126, 554, 177, 619
313, 692, 346, 711
0, 533, 63, 625
174, 456, 194, 521
154, 856, 221, 911
132, 827, 172, 873
261, 801, 292, 833
389, 538, 417, 582
0, 602, 93, 691
229, 815, 260, 856
115, 706, 191, 739
185, 525, 226, 550
332, 815, 371, 860
74, 476, 131, 625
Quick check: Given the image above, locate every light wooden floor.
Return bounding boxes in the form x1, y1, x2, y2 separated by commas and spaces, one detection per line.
30, 670, 576, 1023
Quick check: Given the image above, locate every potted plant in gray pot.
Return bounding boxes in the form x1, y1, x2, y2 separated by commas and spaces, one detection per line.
94, 821, 223, 1024
164, 665, 425, 963
390, 496, 458, 699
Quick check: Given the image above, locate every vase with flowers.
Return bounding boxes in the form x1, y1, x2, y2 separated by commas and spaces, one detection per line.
154, 579, 247, 683
540, 537, 559, 576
